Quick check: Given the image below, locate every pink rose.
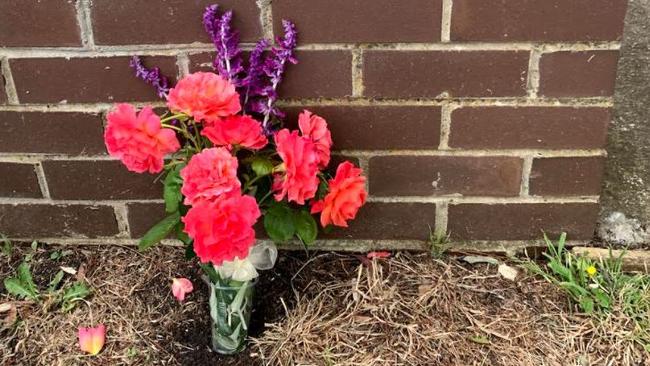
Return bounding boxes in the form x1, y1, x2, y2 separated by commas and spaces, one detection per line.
298, 110, 332, 168
180, 147, 240, 206
311, 161, 367, 227
167, 72, 241, 123
273, 129, 320, 205
182, 194, 261, 265
104, 103, 180, 174
202, 115, 268, 150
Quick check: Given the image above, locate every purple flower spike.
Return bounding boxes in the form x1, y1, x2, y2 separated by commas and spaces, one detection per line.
203, 5, 244, 85
260, 20, 298, 128
130, 56, 171, 99
241, 39, 270, 112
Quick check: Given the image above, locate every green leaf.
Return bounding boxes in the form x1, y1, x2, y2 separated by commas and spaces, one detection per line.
17, 262, 38, 296
264, 202, 295, 243
4, 278, 39, 300
293, 210, 318, 245
316, 180, 329, 200
468, 335, 490, 345
138, 212, 181, 250
47, 270, 65, 293
251, 157, 274, 177
579, 296, 594, 313
62, 282, 91, 303
50, 251, 61, 260
184, 242, 196, 260
0, 234, 12, 256
163, 165, 184, 213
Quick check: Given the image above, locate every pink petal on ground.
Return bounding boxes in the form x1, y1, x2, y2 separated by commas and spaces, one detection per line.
78, 324, 106, 355
367, 251, 391, 259
171, 278, 194, 302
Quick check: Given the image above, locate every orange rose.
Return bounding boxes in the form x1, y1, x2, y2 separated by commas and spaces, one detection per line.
311, 161, 367, 227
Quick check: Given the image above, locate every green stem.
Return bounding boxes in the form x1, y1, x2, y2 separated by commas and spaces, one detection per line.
243, 174, 266, 191
160, 113, 187, 123
161, 123, 184, 133
258, 189, 274, 206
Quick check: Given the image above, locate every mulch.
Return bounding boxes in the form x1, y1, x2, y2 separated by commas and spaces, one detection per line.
0, 244, 648, 365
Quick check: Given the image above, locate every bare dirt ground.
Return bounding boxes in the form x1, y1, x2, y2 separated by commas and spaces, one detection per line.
0, 244, 647, 365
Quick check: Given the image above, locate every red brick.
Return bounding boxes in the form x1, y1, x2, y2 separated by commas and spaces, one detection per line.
127, 202, 166, 238
283, 106, 441, 150
188, 52, 217, 73
321, 202, 436, 240
280, 51, 353, 98
0, 0, 81, 47
42, 160, 161, 200
0, 204, 119, 238
451, 0, 627, 42
272, 0, 441, 43
369, 156, 522, 196
448, 203, 599, 240
10, 56, 177, 103
364, 51, 529, 98
91, 0, 261, 45
539, 51, 620, 97
0, 112, 105, 155
0, 163, 41, 198
530, 157, 605, 196
449, 107, 611, 150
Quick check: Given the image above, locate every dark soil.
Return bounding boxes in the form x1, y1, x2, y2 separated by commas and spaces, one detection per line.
171, 252, 360, 365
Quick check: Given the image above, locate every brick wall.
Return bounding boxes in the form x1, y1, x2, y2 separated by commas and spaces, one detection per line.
0, 0, 628, 251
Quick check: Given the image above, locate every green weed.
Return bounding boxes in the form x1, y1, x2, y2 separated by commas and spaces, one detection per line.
524, 233, 650, 348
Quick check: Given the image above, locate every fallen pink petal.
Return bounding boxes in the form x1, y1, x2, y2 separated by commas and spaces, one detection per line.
78, 324, 106, 356
171, 278, 194, 302
367, 251, 391, 259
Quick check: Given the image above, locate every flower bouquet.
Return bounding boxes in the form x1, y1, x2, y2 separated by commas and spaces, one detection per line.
103, 4, 367, 355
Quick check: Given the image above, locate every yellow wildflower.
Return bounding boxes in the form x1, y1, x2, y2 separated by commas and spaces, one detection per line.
586, 265, 597, 277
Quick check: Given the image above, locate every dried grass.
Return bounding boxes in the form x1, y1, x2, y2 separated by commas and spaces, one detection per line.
1, 248, 648, 365
253, 253, 650, 366
0, 246, 208, 365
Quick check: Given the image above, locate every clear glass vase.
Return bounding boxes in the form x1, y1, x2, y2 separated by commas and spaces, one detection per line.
208, 278, 256, 355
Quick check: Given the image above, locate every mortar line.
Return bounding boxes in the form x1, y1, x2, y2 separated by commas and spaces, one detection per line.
277, 97, 614, 108
369, 196, 600, 204
3, 237, 587, 253
438, 103, 455, 149
0, 97, 615, 113
0, 197, 163, 205
176, 53, 190, 77
0, 148, 607, 163
441, 0, 453, 42
0, 195, 598, 206
0, 41, 621, 58
33, 162, 51, 199
351, 49, 365, 97
434, 201, 449, 236
519, 156, 534, 196
0, 102, 162, 113
526, 47, 542, 98
76, 0, 96, 49
113, 204, 132, 238
355, 155, 371, 193
339, 148, 607, 158
0, 147, 607, 163
1, 58, 19, 104
257, 0, 274, 40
